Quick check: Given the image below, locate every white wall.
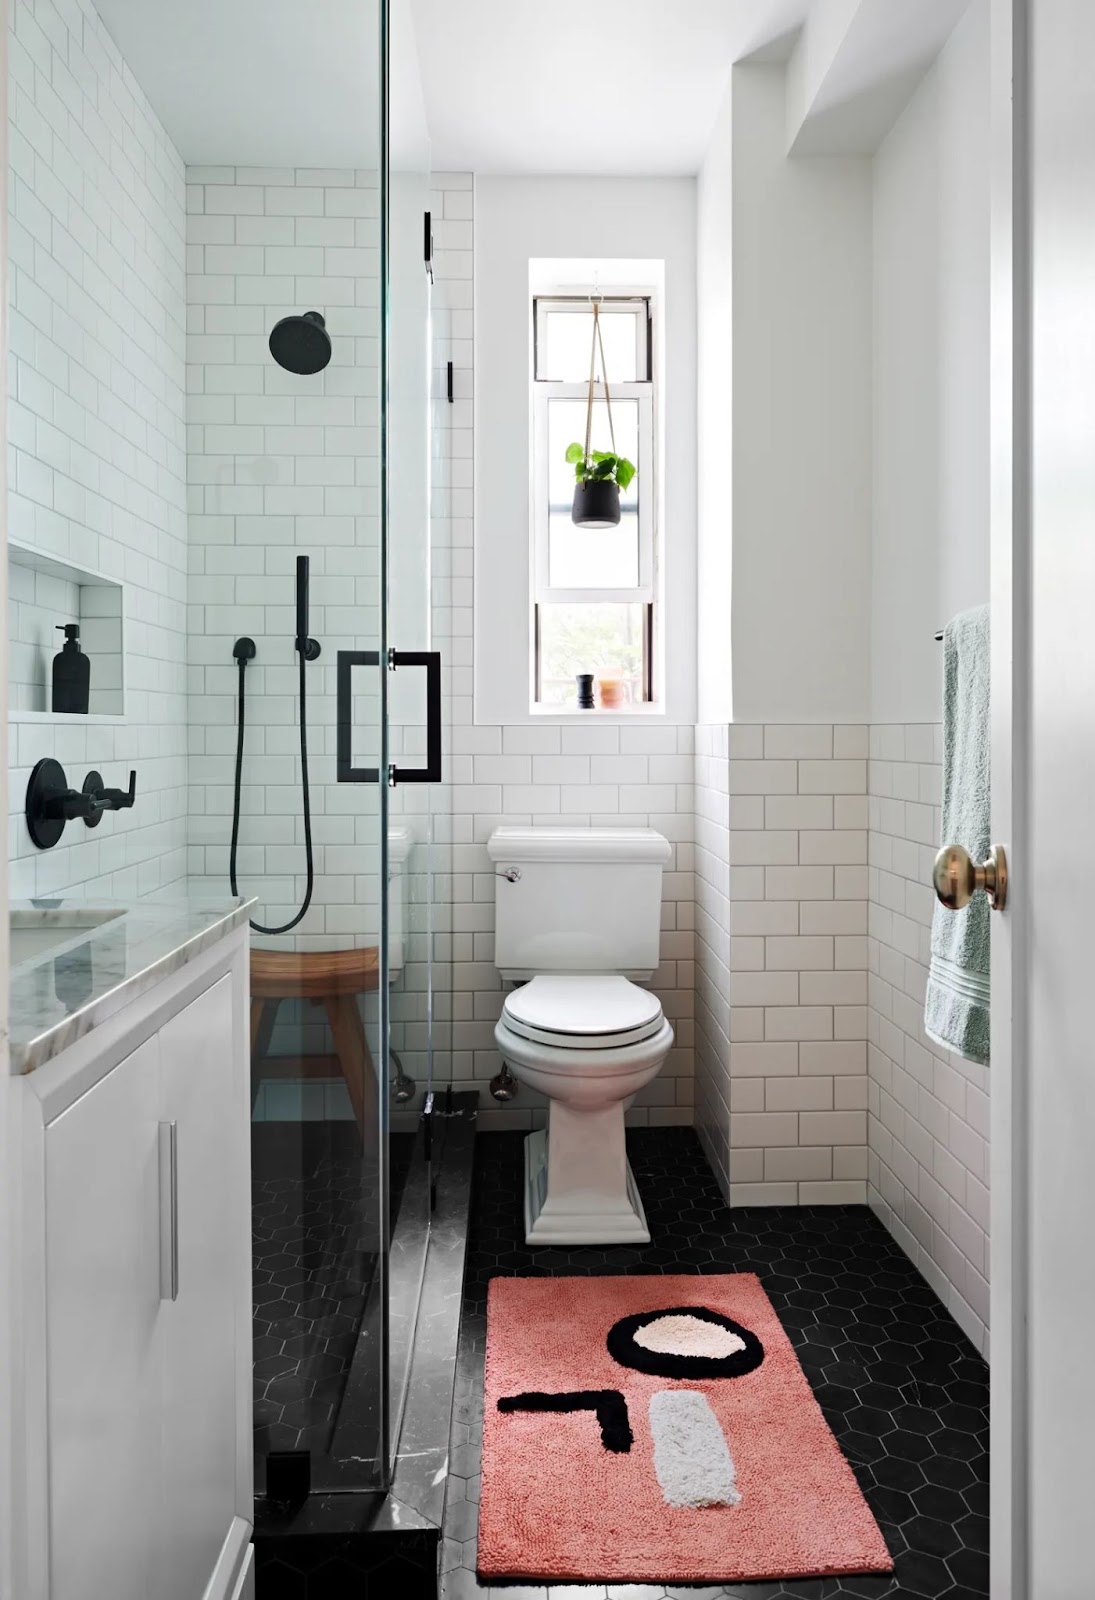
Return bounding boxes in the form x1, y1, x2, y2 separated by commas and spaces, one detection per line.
696, 64, 874, 726
696, 87, 733, 727
728, 65, 873, 725
784, 0, 861, 150
7, 0, 188, 900
474, 175, 697, 726
870, 0, 990, 724
867, 0, 991, 1352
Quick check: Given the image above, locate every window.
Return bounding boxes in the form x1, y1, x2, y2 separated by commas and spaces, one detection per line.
531, 295, 656, 709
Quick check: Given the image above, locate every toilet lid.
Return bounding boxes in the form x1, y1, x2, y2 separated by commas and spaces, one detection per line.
501, 975, 664, 1049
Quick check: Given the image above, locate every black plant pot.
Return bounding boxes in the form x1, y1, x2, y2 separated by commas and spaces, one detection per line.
572, 478, 621, 528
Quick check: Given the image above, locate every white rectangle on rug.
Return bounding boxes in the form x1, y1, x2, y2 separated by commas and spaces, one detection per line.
649, 1390, 740, 1508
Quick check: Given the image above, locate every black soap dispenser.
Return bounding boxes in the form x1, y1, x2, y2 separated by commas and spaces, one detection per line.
52, 623, 90, 715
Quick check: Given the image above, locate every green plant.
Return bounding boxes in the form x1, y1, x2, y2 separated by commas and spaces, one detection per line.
565, 442, 636, 491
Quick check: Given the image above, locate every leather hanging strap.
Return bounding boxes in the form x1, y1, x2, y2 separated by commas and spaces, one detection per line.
583, 301, 617, 461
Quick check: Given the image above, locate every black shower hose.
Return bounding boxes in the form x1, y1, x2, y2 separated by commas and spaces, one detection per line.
229, 647, 314, 935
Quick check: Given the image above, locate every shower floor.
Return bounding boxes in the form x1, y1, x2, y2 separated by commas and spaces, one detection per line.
251, 1124, 414, 1465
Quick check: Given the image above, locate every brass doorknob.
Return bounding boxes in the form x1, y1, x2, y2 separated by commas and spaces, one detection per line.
932, 843, 1008, 912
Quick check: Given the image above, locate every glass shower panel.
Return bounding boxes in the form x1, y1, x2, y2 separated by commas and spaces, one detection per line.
245, 276, 390, 1475
28, 0, 393, 1497
424, 172, 461, 1163
385, 0, 447, 1454
170, 0, 390, 1495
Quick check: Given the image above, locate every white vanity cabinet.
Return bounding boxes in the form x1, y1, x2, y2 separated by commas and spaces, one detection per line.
14, 924, 252, 1600
158, 977, 245, 1600
44, 1034, 163, 1600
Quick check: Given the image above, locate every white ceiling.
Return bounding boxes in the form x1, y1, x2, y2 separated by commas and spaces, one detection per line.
410, 0, 812, 175
93, 0, 811, 175
93, 0, 383, 169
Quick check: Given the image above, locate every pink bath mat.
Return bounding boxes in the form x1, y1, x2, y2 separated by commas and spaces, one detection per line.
478, 1273, 893, 1585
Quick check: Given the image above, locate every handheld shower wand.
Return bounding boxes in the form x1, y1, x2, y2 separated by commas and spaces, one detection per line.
230, 558, 321, 936
295, 554, 321, 661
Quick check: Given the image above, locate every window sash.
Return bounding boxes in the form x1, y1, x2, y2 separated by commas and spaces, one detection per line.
532, 382, 655, 606
534, 600, 653, 706
533, 296, 651, 383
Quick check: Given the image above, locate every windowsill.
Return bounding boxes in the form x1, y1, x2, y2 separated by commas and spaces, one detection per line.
529, 702, 665, 720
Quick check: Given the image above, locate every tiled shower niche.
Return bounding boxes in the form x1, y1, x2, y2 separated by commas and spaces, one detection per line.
9, 543, 125, 719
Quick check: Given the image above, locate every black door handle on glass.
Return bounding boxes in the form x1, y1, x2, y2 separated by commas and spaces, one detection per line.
336, 649, 442, 786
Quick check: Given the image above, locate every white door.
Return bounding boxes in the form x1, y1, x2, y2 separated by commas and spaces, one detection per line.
44, 1040, 162, 1600
993, 1, 1095, 1593
158, 977, 244, 1597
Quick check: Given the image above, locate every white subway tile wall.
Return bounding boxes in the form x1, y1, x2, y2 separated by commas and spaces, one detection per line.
694, 724, 870, 1205
441, 721, 698, 1131
9, 559, 124, 715
7, 0, 188, 899
183, 164, 382, 958
694, 723, 731, 1192
9, 561, 79, 711
867, 723, 990, 1356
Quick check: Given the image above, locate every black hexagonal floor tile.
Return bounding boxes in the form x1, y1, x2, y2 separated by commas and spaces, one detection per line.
444, 1128, 989, 1600
250, 1126, 414, 1456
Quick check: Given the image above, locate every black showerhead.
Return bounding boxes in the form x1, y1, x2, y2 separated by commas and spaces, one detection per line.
269, 310, 331, 375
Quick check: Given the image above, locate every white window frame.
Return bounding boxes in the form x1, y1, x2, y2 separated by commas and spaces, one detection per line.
530, 294, 658, 708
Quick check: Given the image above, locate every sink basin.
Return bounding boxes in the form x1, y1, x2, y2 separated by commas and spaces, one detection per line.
10, 908, 126, 971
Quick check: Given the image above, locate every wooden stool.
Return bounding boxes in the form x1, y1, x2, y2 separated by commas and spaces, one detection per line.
250, 948, 380, 1141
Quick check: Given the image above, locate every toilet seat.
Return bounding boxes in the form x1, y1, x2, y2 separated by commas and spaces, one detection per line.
502, 975, 664, 1050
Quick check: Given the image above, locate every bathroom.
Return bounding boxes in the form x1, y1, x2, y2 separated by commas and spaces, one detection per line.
0, 0, 1090, 1595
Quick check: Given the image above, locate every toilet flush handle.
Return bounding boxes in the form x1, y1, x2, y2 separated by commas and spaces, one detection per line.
496, 867, 521, 883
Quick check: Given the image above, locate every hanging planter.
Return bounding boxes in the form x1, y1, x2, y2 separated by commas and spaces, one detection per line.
566, 300, 636, 529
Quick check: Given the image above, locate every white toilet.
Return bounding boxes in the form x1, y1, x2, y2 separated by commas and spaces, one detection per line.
488, 825, 675, 1246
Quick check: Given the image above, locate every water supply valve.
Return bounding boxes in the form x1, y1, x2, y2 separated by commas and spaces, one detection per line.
25, 759, 137, 850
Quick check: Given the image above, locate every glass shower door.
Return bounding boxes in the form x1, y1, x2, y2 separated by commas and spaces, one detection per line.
315, 0, 445, 1478
248, 0, 445, 1495
241, 0, 392, 1498
377, 0, 447, 1459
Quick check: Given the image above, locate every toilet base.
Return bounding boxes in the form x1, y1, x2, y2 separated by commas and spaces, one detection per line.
523, 1127, 651, 1246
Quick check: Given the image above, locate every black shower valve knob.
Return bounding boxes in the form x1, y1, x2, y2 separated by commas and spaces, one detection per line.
84, 768, 137, 821
25, 759, 137, 850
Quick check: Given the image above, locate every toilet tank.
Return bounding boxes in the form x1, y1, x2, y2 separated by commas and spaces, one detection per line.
487, 826, 671, 980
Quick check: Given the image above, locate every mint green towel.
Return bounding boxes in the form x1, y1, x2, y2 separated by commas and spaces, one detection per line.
924, 605, 991, 1064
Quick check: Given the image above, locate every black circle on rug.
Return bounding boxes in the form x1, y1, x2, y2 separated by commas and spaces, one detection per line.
606, 1305, 765, 1380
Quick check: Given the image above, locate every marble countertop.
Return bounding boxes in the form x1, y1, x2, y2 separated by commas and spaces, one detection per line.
9, 893, 253, 1074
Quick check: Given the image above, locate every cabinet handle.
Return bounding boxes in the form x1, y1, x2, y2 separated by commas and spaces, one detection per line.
159, 1121, 178, 1302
